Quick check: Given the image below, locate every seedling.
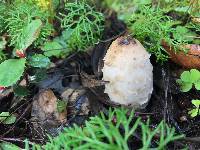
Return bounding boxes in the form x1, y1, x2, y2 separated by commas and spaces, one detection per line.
57, 100, 67, 113
0, 112, 16, 124
177, 69, 200, 92
188, 99, 200, 117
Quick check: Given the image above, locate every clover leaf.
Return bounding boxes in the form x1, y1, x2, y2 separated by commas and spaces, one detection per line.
188, 100, 200, 118
177, 69, 200, 92
190, 69, 200, 83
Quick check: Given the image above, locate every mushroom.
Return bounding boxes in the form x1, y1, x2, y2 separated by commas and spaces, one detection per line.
102, 36, 153, 108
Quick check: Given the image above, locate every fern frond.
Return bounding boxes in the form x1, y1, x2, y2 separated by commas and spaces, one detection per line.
29, 107, 184, 150
58, 1, 105, 51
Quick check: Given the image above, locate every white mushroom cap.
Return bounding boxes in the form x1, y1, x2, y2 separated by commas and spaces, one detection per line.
102, 36, 153, 107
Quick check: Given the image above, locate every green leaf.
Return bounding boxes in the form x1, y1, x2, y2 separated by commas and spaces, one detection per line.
180, 71, 191, 82
194, 81, 200, 90
0, 58, 26, 87
57, 100, 67, 113
176, 79, 182, 84
191, 99, 200, 107
0, 142, 20, 150
17, 19, 42, 51
180, 82, 192, 92
190, 69, 200, 83
13, 85, 29, 96
188, 109, 198, 117
0, 112, 16, 124
29, 54, 50, 68
42, 41, 63, 57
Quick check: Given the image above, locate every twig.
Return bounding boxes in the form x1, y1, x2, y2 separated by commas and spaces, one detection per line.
183, 137, 200, 143
1, 103, 32, 137
0, 138, 36, 145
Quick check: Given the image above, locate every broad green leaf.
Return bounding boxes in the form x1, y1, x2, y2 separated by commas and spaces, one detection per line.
190, 69, 200, 82
180, 82, 192, 92
29, 54, 50, 68
0, 58, 26, 87
191, 100, 200, 107
17, 19, 42, 51
0, 112, 16, 124
42, 41, 63, 57
194, 81, 200, 90
57, 100, 67, 113
0, 142, 20, 150
180, 71, 191, 82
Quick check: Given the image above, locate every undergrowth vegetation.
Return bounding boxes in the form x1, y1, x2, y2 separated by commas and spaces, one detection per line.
105, 0, 200, 61
0, 0, 105, 88
177, 69, 200, 118
5, 1, 53, 48
177, 69, 200, 92
23, 108, 183, 150
0, 0, 199, 149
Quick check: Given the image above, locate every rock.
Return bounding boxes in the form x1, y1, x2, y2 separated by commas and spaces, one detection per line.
31, 89, 67, 136
61, 88, 90, 115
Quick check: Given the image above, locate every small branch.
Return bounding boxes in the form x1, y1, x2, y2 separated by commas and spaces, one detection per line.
0, 138, 35, 145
